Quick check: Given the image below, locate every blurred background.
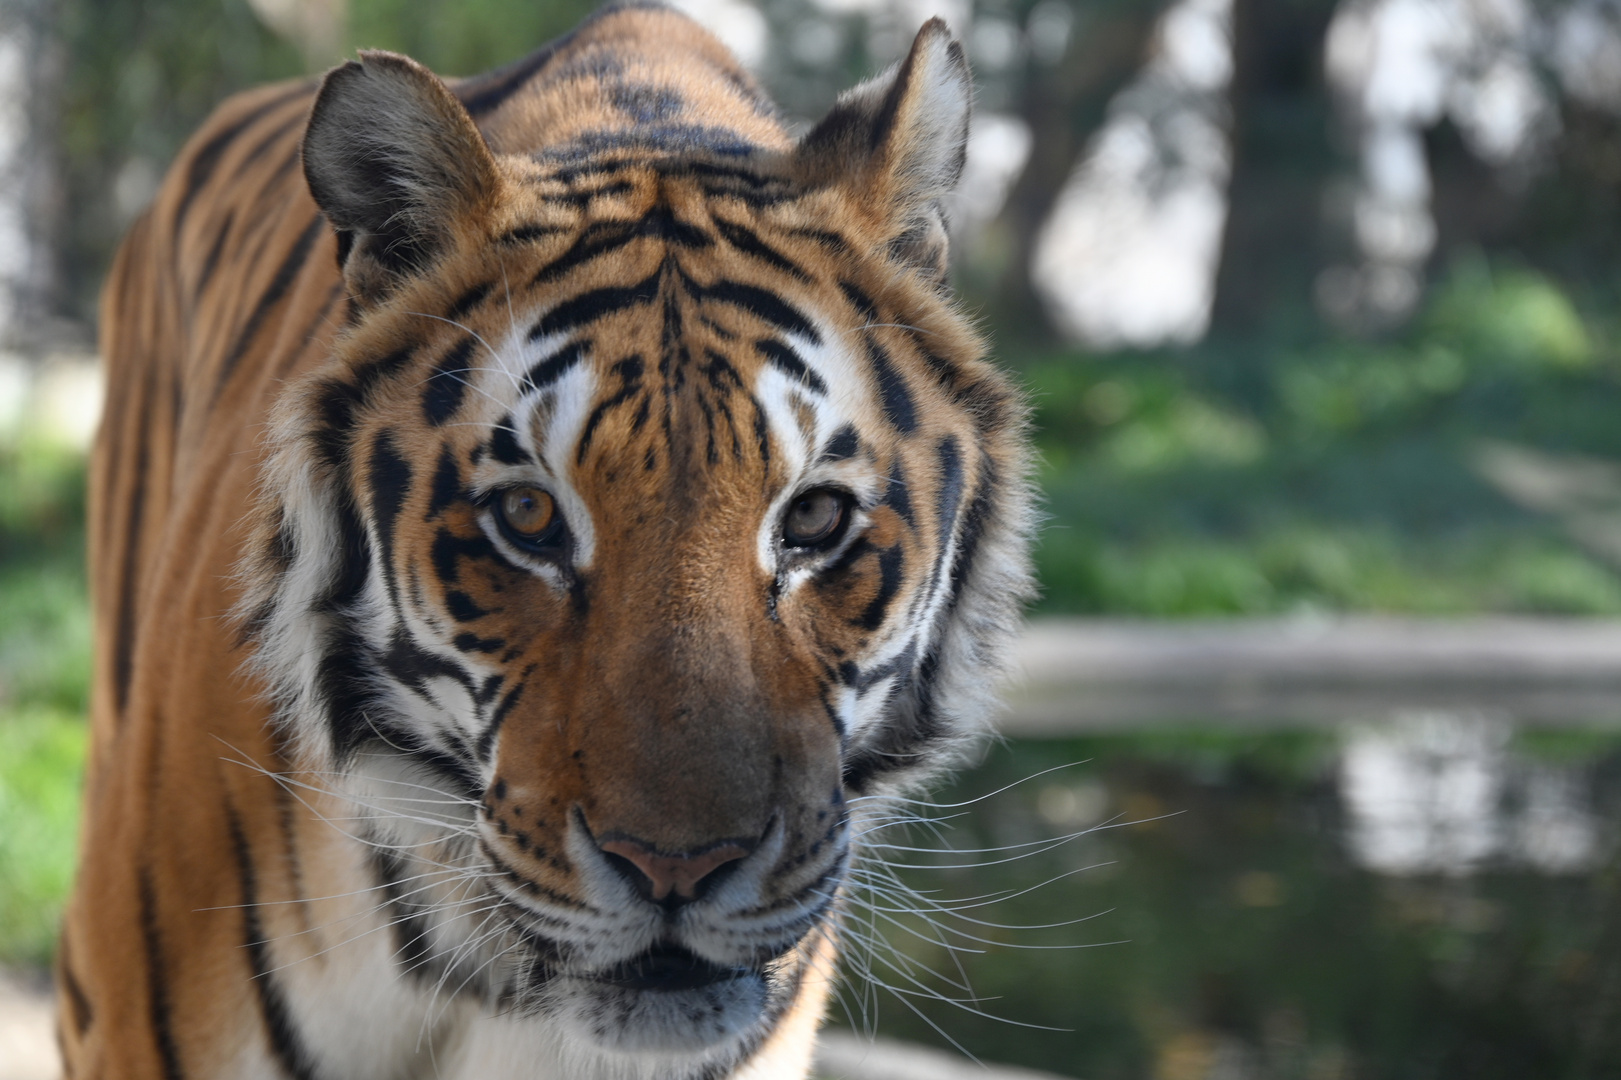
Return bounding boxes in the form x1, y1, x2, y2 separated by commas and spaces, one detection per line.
5, 0, 1621, 1076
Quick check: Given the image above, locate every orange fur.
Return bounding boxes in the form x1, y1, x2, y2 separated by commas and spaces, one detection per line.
63, 7, 1033, 1078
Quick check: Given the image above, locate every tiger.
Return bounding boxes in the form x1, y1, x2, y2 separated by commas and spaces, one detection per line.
60, 4, 1034, 1078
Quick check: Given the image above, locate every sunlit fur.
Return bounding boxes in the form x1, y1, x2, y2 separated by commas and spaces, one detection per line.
62, 5, 1034, 1079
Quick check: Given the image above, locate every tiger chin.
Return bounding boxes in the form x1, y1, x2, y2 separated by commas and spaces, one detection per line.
62, 5, 1034, 1079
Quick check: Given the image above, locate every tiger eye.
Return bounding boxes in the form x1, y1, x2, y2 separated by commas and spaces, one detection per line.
500, 486, 557, 538
783, 488, 849, 549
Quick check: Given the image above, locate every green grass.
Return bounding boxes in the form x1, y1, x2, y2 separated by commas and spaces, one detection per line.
0, 708, 87, 965
1, 431, 91, 964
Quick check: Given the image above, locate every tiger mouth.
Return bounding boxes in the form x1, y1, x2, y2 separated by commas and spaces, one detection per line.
593, 945, 755, 993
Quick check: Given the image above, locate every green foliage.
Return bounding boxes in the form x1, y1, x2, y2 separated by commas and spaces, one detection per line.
347, 0, 598, 77
0, 438, 90, 713
0, 709, 87, 966
1427, 257, 1594, 372
1023, 254, 1621, 616
55, 0, 305, 321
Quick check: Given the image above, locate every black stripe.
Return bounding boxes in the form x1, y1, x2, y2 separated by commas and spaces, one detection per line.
254, 142, 306, 205
530, 222, 641, 286
422, 336, 476, 426
839, 280, 877, 322
856, 544, 905, 631
755, 339, 827, 395
477, 681, 525, 763
752, 399, 771, 471
714, 220, 809, 281
822, 425, 860, 462
371, 849, 435, 977
792, 228, 852, 257
885, 457, 915, 525
216, 216, 324, 393
313, 494, 371, 617
138, 870, 185, 1080
113, 425, 149, 716
234, 109, 307, 179
193, 211, 235, 303
845, 464, 998, 793
540, 179, 636, 207
700, 280, 820, 343
530, 269, 661, 339
56, 938, 92, 1036
446, 591, 489, 621
315, 624, 376, 762
368, 432, 413, 609
227, 803, 322, 1080
268, 511, 296, 572
933, 437, 964, 546
945, 458, 994, 609
446, 281, 493, 322
454, 632, 505, 654
867, 337, 917, 433
665, 159, 781, 189
174, 83, 310, 235
455, 31, 572, 116
306, 377, 365, 473
576, 355, 644, 464
499, 223, 565, 244
431, 527, 497, 587
379, 629, 480, 706
269, 282, 344, 386
272, 776, 312, 936
536, 123, 758, 161
640, 203, 715, 248
521, 341, 587, 393
847, 638, 919, 695
426, 444, 462, 519
488, 418, 531, 466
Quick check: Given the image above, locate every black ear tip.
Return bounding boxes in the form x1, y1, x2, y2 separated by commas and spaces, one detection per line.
913, 17, 968, 73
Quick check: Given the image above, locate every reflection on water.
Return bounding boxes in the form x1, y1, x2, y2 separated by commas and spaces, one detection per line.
1341, 712, 1600, 875
838, 720, 1621, 1080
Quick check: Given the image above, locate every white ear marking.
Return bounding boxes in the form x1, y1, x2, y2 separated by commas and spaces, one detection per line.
795, 19, 974, 278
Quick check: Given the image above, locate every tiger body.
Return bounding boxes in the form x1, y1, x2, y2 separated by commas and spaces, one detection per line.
63, 6, 1033, 1079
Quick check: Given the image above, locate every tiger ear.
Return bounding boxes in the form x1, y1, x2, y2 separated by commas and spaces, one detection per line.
303, 50, 499, 305
795, 19, 972, 285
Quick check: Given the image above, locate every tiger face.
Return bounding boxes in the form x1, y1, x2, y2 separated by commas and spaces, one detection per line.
243, 13, 1032, 1073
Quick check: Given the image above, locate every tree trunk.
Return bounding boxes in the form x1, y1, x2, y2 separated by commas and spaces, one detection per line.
988, 1, 1161, 345
1208, 0, 1342, 340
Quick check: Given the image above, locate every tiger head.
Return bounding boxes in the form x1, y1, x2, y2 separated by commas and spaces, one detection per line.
244, 12, 1032, 1074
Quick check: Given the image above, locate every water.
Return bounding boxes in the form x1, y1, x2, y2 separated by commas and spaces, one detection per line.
833, 718, 1621, 1080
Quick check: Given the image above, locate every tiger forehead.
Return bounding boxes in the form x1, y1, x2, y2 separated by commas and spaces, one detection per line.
492, 164, 833, 278
464, 180, 862, 383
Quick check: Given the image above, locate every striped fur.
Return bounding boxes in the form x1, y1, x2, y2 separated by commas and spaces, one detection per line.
62, 6, 1034, 1079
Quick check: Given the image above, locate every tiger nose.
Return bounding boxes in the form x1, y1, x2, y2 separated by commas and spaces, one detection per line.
598, 836, 753, 906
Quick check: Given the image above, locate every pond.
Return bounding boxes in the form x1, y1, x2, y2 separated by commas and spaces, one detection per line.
833, 716, 1621, 1080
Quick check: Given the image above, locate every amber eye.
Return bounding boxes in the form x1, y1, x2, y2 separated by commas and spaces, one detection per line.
496, 486, 562, 547
783, 488, 851, 549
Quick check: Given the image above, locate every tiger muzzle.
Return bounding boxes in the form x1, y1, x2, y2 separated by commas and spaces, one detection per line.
598, 833, 757, 907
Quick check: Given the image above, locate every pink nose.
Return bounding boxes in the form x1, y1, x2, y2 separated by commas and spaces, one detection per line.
599, 837, 752, 903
